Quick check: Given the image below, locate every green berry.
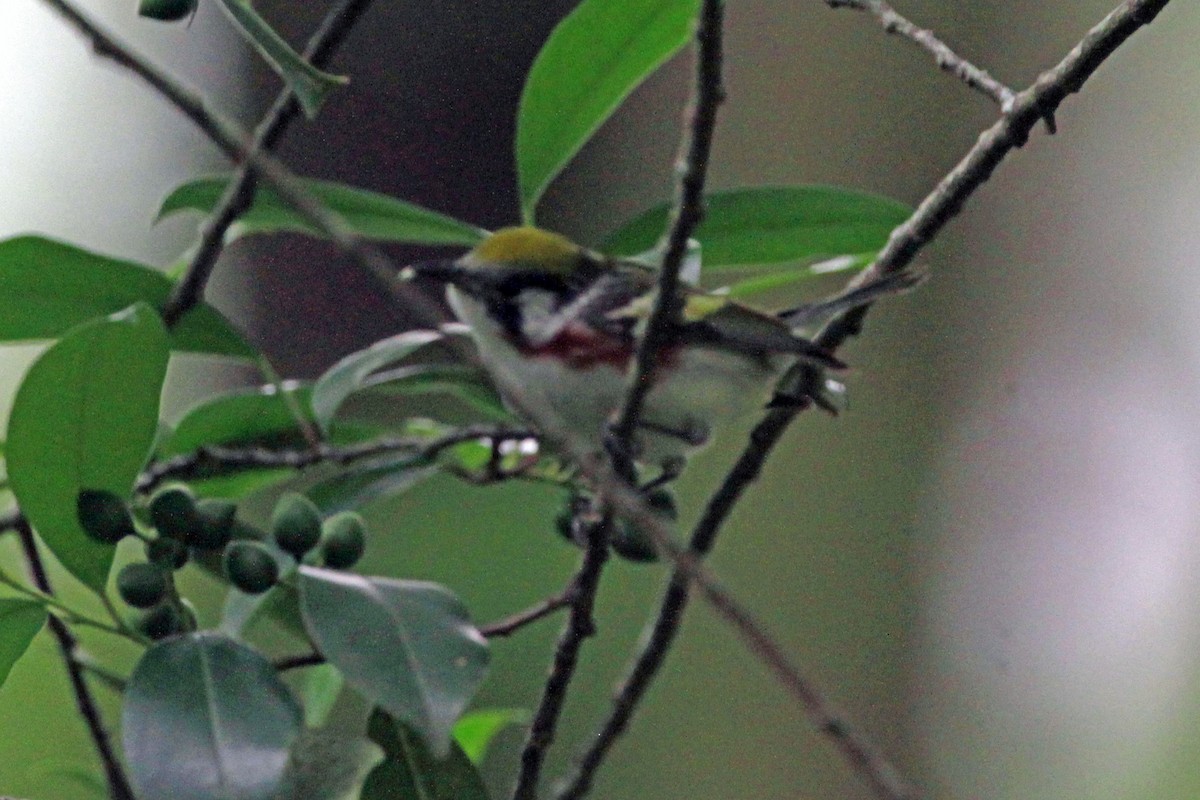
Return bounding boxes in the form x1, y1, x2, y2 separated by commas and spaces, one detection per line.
645, 489, 678, 522
137, 0, 197, 22
320, 512, 367, 569
146, 537, 189, 571
223, 541, 279, 594
189, 498, 237, 550
136, 603, 182, 640
149, 486, 199, 540
76, 490, 135, 544
271, 493, 322, 559
117, 563, 168, 608
610, 521, 659, 563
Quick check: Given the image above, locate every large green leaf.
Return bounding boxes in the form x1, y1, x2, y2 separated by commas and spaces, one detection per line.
123, 632, 302, 800
160, 177, 486, 246
601, 186, 910, 267
298, 567, 489, 756
361, 710, 489, 800
213, 0, 346, 118
0, 236, 253, 358
516, 0, 700, 220
0, 599, 47, 689
7, 304, 169, 591
363, 365, 514, 423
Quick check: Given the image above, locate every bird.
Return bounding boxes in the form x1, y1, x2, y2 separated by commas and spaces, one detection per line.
402, 226, 918, 477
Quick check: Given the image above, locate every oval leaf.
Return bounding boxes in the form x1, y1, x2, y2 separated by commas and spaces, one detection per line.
517, 0, 700, 220
7, 304, 169, 591
362, 711, 488, 800
0, 236, 253, 358
160, 177, 486, 246
601, 186, 910, 267
311, 330, 447, 433
298, 567, 489, 756
0, 599, 47, 689
363, 364, 514, 423
213, 0, 346, 118
123, 632, 302, 800
722, 252, 878, 299
161, 382, 317, 457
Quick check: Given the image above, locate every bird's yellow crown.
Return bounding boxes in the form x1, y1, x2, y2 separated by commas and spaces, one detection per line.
463, 227, 582, 274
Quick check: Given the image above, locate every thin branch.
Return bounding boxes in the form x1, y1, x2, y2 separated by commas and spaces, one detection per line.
15, 518, 135, 800
609, 0, 725, 457
479, 587, 575, 638
561, 1, 1176, 798
39, 0, 414, 311
162, 0, 375, 328
509, 516, 611, 800
819, 0, 1174, 352
554, 407, 801, 800
274, 652, 327, 672
136, 425, 534, 493
828, 0, 1015, 110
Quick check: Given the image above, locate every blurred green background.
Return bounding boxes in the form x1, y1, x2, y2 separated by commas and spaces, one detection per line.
3, 1, 1200, 799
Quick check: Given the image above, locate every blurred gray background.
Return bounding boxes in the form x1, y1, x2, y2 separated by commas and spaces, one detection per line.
1, 1, 1199, 799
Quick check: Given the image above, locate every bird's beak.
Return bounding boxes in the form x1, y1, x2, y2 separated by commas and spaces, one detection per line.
399, 260, 494, 299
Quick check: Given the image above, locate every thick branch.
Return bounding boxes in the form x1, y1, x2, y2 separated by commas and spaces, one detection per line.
162, 0, 375, 328
828, 0, 1015, 109
16, 518, 135, 800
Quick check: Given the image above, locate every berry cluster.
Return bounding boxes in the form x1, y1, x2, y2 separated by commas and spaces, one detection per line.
76, 486, 368, 639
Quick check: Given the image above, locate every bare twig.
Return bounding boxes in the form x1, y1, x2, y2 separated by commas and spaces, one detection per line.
15, 518, 135, 800
510, 518, 611, 800
39, 0, 410, 306
137, 425, 534, 493
479, 587, 575, 638
828, 0, 1015, 110
561, 1, 1176, 798
273, 652, 327, 672
162, 0, 375, 328
610, 0, 725, 457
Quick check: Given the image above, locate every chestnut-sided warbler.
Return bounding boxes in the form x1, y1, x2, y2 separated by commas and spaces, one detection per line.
403, 227, 917, 472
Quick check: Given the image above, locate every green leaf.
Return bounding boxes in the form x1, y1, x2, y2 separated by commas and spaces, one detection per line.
300, 663, 345, 729
161, 382, 317, 457
213, 0, 346, 118
123, 632, 302, 800
7, 304, 169, 591
298, 567, 489, 756
453, 708, 529, 765
305, 452, 438, 515
363, 364, 515, 422
278, 685, 381, 800
312, 330, 448, 433
517, 0, 700, 220
0, 236, 253, 358
160, 176, 487, 245
601, 186, 910, 267
0, 599, 47, 689
722, 252, 878, 300
362, 710, 489, 800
